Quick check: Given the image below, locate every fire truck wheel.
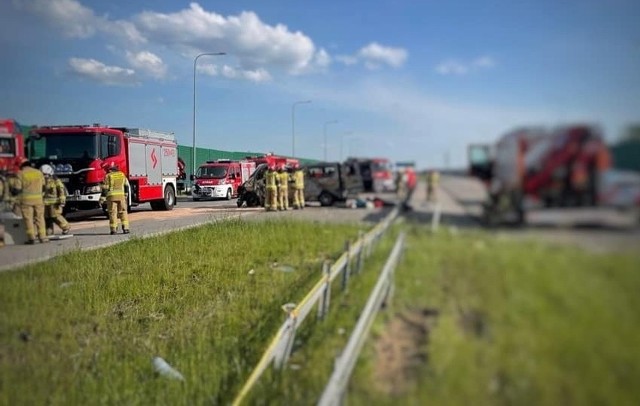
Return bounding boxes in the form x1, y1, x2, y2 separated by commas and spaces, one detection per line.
226, 188, 232, 200
152, 184, 176, 211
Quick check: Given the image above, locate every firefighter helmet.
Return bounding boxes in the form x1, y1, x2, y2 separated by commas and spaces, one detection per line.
40, 164, 54, 176
103, 161, 118, 171
18, 158, 30, 168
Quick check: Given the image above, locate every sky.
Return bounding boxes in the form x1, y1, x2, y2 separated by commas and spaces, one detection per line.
1, 0, 639, 169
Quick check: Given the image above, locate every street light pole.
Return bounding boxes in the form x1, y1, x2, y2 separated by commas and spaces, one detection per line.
291, 100, 311, 158
323, 120, 338, 161
192, 52, 225, 177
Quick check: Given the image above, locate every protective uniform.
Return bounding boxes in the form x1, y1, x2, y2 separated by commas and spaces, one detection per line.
41, 164, 70, 236
17, 161, 48, 244
277, 166, 289, 211
6, 174, 22, 216
427, 170, 440, 202
264, 165, 278, 211
292, 166, 305, 209
101, 163, 129, 234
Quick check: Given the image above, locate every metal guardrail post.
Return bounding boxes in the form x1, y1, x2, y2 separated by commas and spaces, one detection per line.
355, 231, 364, 275
317, 261, 332, 320
341, 240, 351, 291
273, 308, 298, 369
431, 202, 442, 232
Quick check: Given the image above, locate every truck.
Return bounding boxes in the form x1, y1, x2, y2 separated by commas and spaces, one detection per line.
191, 159, 256, 201
0, 119, 27, 175
469, 125, 616, 225
237, 160, 363, 208
346, 157, 394, 193
29, 125, 178, 213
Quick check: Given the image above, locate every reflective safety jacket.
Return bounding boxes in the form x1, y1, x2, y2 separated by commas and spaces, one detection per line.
293, 169, 304, 189
265, 169, 277, 189
44, 177, 67, 206
278, 172, 289, 189
18, 166, 44, 205
102, 170, 127, 199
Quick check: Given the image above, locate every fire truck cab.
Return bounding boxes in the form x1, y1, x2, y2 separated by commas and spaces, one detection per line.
0, 119, 26, 175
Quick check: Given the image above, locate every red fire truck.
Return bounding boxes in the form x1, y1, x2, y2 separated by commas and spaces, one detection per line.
191, 159, 256, 201
469, 125, 613, 224
29, 125, 178, 213
0, 119, 27, 175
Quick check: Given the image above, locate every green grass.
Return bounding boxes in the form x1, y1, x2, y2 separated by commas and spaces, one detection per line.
0, 219, 367, 405
347, 226, 640, 406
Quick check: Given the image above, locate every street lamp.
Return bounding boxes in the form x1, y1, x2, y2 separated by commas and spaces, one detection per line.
341, 131, 353, 161
291, 100, 311, 158
192, 52, 226, 177
323, 120, 338, 161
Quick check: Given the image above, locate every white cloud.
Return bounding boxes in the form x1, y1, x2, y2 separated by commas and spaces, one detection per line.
357, 42, 408, 69
18, 1, 409, 80
16, 0, 97, 38
435, 60, 469, 75
335, 55, 358, 66
335, 43, 408, 69
135, 3, 318, 74
436, 55, 497, 76
314, 48, 332, 68
198, 63, 271, 82
126, 50, 167, 79
68, 58, 138, 86
16, 0, 146, 43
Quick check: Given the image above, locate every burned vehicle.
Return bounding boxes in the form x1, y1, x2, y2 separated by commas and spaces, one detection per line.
236, 161, 363, 208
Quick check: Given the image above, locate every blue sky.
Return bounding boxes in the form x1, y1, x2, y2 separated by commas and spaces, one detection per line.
1, 0, 638, 168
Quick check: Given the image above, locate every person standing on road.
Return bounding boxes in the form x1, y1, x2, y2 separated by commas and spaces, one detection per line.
41, 164, 71, 236
427, 169, 440, 202
100, 162, 130, 235
17, 159, 48, 244
264, 164, 278, 211
292, 163, 305, 209
277, 164, 289, 211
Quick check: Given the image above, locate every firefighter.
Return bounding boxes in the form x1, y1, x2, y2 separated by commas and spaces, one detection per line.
395, 169, 407, 200
100, 162, 130, 235
17, 159, 48, 244
426, 169, 440, 202
264, 164, 278, 211
277, 164, 289, 211
4, 173, 22, 216
40, 164, 70, 236
292, 163, 305, 209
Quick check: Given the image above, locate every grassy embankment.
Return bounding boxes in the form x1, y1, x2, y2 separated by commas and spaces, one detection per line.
0, 219, 368, 405
249, 226, 640, 405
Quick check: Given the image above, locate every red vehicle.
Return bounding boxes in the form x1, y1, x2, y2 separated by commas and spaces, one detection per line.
0, 119, 27, 175
191, 159, 256, 201
245, 153, 299, 169
469, 125, 612, 224
346, 157, 394, 192
29, 125, 178, 212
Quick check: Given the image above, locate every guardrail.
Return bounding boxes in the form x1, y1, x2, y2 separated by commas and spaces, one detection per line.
318, 232, 405, 406
232, 206, 400, 405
